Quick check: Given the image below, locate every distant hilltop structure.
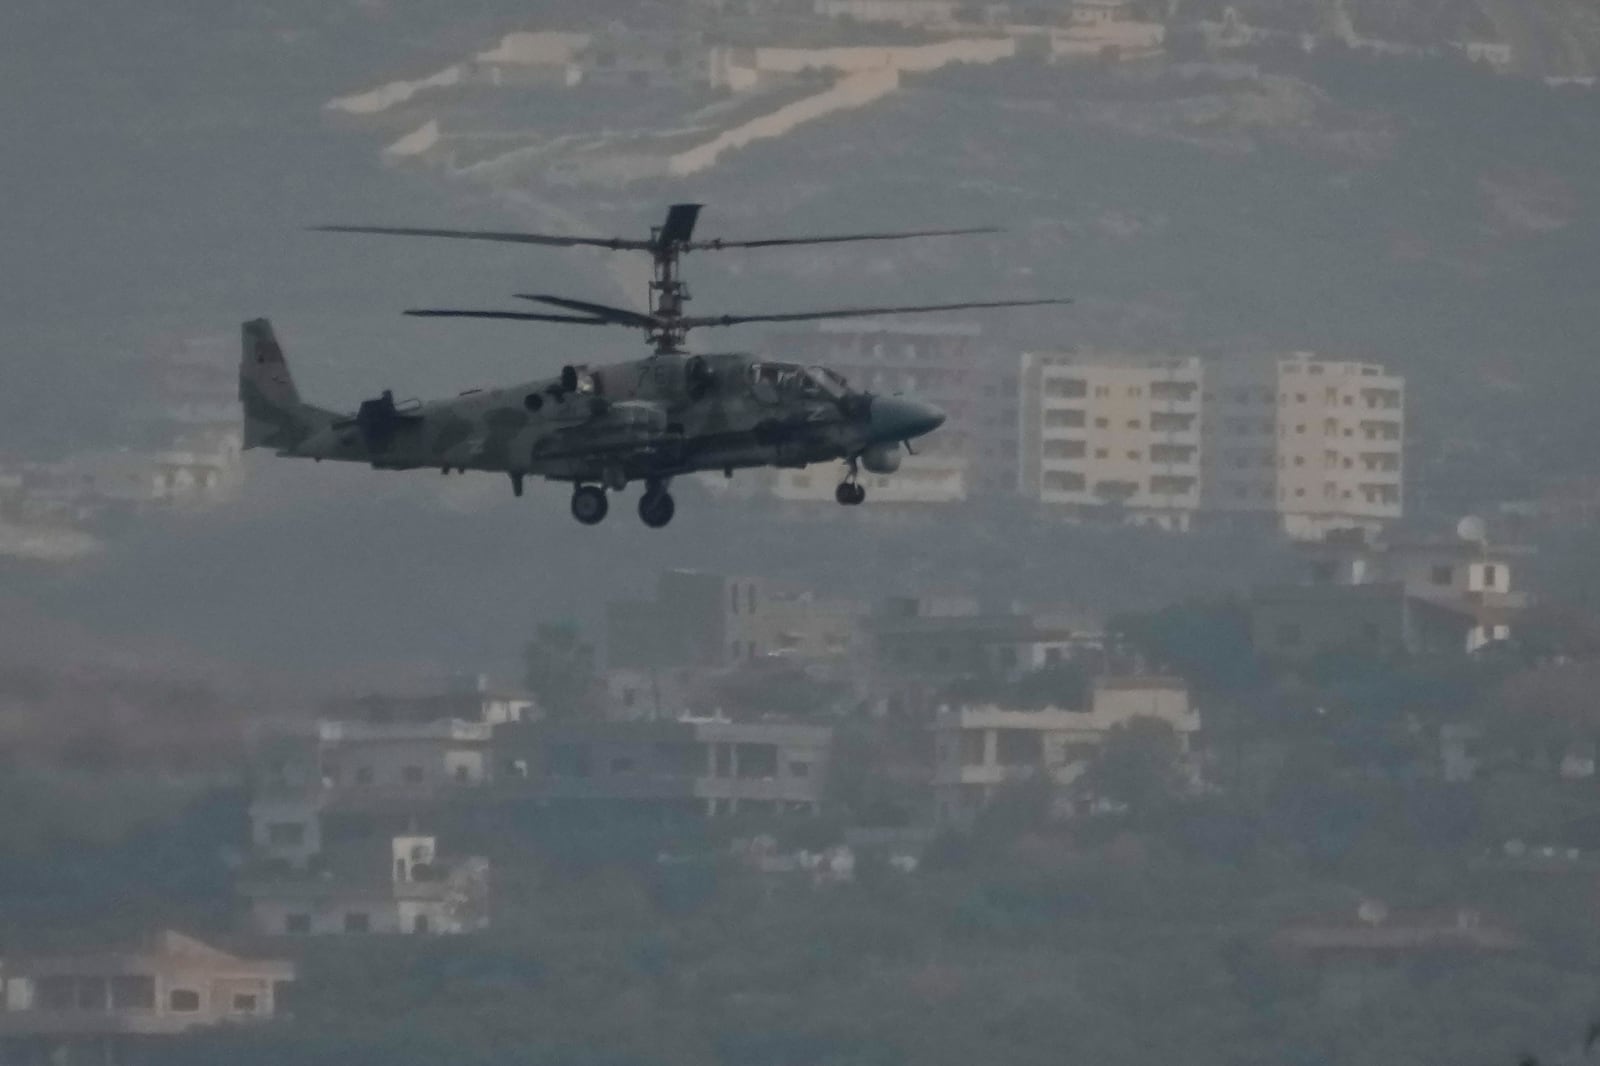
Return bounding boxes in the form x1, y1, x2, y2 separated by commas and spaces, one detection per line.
323, 0, 1167, 187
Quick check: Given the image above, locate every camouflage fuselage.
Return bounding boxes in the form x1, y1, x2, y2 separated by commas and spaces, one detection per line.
284, 353, 878, 484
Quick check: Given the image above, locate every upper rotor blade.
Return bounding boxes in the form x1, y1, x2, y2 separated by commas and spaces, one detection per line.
687, 226, 999, 250
313, 224, 651, 252
515, 294, 661, 330
681, 297, 1072, 328
404, 309, 615, 325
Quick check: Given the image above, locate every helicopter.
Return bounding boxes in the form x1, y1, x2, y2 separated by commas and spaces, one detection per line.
239, 203, 1068, 528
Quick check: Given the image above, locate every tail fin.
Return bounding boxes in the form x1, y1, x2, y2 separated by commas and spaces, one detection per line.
239, 319, 326, 452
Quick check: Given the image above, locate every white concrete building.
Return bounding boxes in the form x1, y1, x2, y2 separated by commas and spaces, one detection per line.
1019, 352, 1205, 529
1203, 353, 1404, 539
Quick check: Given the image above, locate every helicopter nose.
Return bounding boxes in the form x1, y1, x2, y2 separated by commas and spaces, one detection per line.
870, 396, 946, 442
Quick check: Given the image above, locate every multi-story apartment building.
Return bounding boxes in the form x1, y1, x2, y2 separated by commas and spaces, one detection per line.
1019, 352, 1205, 530
764, 321, 1015, 504
1203, 353, 1404, 539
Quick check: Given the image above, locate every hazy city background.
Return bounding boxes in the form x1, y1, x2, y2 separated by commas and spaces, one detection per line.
5, 1, 1600, 1063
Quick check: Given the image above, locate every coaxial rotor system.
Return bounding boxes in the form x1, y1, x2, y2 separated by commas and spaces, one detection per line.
315, 203, 1069, 355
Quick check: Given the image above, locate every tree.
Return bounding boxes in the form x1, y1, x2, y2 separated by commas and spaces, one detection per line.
522, 622, 600, 719
1077, 718, 1186, 816
1111, 599, 1264, 694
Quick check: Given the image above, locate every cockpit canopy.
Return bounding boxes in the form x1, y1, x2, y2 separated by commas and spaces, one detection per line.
748, 362, 850, 401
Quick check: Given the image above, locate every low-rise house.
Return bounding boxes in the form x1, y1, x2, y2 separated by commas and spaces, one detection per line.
1294, 532, 1528, 650
1271, 902, 1524, 958
1249, 582, 1496, 661
868, 595, 1100, 689
931, 677, 1197, 823
496, 716, 832, 817
250, 678, 528, 829
0, 931, 292, 1065
240, 833, 489, 937
608, 570, 866, 671
1270, 897, 1523, 1010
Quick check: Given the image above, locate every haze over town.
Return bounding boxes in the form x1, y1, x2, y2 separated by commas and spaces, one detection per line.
5, 1, 1600, 1064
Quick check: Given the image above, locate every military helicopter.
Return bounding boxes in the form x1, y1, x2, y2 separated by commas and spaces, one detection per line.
240, 203, 1067, 528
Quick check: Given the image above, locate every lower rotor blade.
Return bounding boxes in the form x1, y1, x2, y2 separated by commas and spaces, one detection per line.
404, 309, 613, 325
682, 297, 1072, 328
514, 294, 661, 329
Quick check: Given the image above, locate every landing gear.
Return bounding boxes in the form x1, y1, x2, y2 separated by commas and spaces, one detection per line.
639, 479, 675, 529
570, 485, 608, 525
836, 458, 866, 506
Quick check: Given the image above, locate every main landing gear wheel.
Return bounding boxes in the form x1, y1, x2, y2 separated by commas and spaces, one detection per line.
639, 489, 676, 529
835, 482, 866, 506
571, 485, 609, 525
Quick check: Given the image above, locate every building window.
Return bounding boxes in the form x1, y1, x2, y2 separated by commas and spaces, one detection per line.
232, 994, 259, 1014
414, 914, 432, 934
285, 913, 311, 935
344, 912, 371, 934
789, 761, 811, 777
402, 765, 425, 785
168, 989, 201, 1013
1042, 470, 1085, 492
74, 979, 107, 1012
1042, 439, 1085, 459
267, 822, 306, 847
748, 584, 757, 615
1431, 564, 1453, 586
453, 764, 470, 783
1484, 564, 1499, 586
110, 977, 155, 1011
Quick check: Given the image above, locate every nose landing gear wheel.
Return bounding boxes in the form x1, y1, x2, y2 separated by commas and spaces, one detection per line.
639, 490, 676, 529
571, 485, 609, 525
835, 482, 866, 506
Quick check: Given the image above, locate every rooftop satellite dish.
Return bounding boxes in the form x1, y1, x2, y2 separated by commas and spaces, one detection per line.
1457, 515, 1488, 544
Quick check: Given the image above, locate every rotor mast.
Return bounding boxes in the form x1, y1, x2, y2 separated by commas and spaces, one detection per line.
645, 203, 702, 355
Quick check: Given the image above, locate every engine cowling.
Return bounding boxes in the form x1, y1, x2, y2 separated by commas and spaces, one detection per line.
860, 442, 902, 475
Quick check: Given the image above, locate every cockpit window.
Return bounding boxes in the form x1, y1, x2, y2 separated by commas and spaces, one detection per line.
748, 362, 848, 401
804, 366, 848, 398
